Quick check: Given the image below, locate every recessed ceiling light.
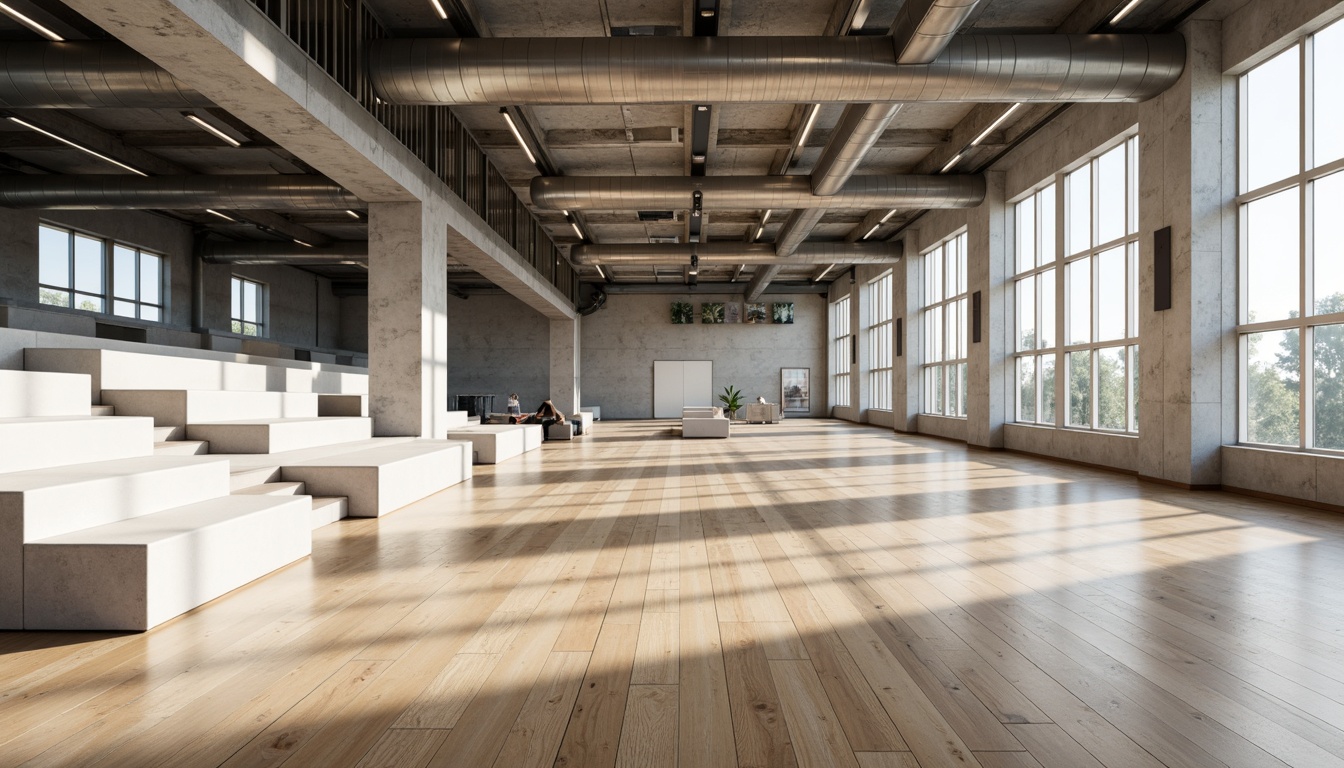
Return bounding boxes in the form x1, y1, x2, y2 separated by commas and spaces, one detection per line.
796, 104, 821, 150
1109, 0, 1145, 24
7, 117, 147, 176
183, 113, 242, 147
969, 103, 1021, 147
571, 222, 584, 240
862, 223, 881, 240
940, 153, 963, 174
345, 210, 362, 219
879, 209, 897, 223
755, 226, 764, 240
293, 238, 314, 247
499, 108, 538, 165
595, 264, 607, 279
428, 0, 448, 20
0, 2, 62, 41
206, 209, 237, 222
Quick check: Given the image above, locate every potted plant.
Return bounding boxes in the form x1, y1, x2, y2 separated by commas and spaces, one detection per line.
718, 385, 744, 420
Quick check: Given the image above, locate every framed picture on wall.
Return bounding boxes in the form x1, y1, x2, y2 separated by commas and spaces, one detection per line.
701, 302, 725, 324
724, 302, 741, 323
745, 303, 768, 323
781, 367, 810, 413
772, 302, 795, 324
671, 301, 694, 324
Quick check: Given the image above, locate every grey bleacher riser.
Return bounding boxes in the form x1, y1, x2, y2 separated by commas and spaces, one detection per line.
185, 418, 373, 454
0, 370, 92, 418
447, 424, 542, 464
280, 439, 472, 518
101, 390, 321, 426
317, 394, 367, 417
0, 416, 155, 474
0, 456, 232, 630
24, 348, 368, 404
23, 494, 312, 631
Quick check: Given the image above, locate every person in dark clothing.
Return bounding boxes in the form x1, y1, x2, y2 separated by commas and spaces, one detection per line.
519, 399, 567, 438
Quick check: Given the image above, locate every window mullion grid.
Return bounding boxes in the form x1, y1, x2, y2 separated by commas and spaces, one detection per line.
1300, 38, 1311, 449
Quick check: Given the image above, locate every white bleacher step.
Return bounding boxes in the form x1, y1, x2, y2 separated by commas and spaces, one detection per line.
0, 455, 232, 629
154, 425, 186, 441
221, 437, 419, 491
234, 481, 307, 496
280, 439, 472, 518
310, 497, 348, 528
0, 370, 92, 418
186, 417, 373, 454
0, 416, 154, 475
24, 348, 368, 402
91, 405, 116, 417
155, 440, 210, 456
23, 494, 312, 631
101, 390, 320, 426
448, 424, 543, 464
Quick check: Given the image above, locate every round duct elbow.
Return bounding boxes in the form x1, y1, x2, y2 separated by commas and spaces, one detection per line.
0, 43, 213, 109
530, 174, 985, 212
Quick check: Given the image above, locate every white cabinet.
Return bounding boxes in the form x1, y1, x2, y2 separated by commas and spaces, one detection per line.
653, 360, 712, 418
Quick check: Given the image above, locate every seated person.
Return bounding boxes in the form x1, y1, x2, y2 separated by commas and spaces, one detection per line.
516, 399, 567, 436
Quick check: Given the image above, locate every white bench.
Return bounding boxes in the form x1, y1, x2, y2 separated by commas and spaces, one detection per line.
448, 424, 543, 464
682, 406, 730, 438
24, 494, 312, 631
572, 411, 594, 436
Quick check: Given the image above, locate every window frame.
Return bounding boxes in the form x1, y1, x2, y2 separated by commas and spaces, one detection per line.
831, 295, 852, 408
231, 275, 268, 338
38, 223, 166, 322
921, 230, 969, 418
867, 271, 894, 412
1013, 133, 1141, 434
1236, 20, 1344, 452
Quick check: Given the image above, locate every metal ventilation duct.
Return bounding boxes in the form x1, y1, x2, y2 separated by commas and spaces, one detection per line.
199, 241, 369, 265
571, 242, 901, 265
531, 175, 985, 211
0, 176, 361, 210
0, 43, 211, 109
810, 105, 904, 196
890, 0, 985, 64
368, 35, 1185, 106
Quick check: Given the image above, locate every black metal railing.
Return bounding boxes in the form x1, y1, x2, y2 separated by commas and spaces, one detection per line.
246, 0, 575, 304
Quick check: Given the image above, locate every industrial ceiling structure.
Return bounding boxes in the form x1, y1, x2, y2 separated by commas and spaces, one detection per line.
0, 0, 1193, 300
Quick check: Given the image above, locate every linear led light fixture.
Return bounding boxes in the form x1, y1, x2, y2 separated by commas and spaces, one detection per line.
293, 238, 314, 247
940, 152, 963, 174
754, 225, 765, 240
595, 264, 607, 279
813, 265, 834, 282
879, 209, 897, 224
0, 2, 63, 41
1109, 0, 1145, 24
862, 222, 881, 240
970, 103, 1021, 147
762, 209, 773, 223
428, 0, 448, 20
499, 108, 538, 165
796, 104, 821, 150
345, 210, 362, 219
205, 209, 237, 222
7, 117, 148, 176
183, 113, 241, 147
571, 221, 584, 240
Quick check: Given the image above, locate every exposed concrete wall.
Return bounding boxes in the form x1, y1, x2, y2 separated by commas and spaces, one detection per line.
581, 292, 827, 420
445, 292, 550, 413
339, 295, 368, 352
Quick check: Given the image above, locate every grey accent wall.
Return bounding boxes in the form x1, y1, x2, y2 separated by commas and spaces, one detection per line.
581, 292, 827, 420
445, 292, 550, 413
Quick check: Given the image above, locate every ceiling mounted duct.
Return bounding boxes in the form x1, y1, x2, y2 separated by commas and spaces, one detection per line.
571, 241, 901, 265
0, 42, 212, 109
198, 241, 368, 265
367, 34, 1185, 106
0, 175, 361, 210
531, 174, 985, 211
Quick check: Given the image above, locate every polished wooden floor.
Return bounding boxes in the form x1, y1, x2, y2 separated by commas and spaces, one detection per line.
3, 419, 1344, 767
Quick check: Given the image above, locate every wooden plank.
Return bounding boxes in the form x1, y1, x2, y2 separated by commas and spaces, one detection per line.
631, 612, 679, 685
392, 654, 501, 729
553, 623, 640, 768
972, 753, 1046, 768
615, 685, 678, 768
941, 650, 1052, 725
769, 659, 861, 768
855, 754, 922, 768
677, 500, 737, 768
1006, 724, 1106, 768
720, 622, 799, 768
354, 729, 451, 768
489, 652, 591, 768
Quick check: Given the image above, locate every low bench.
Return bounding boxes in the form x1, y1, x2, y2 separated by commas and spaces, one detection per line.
280, 439, 472, 517
448, 424, 543, 464
682, 406, 730, 439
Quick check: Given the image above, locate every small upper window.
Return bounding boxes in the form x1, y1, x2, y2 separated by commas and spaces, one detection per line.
38, 224, 164, 320
231, 276, 266, 337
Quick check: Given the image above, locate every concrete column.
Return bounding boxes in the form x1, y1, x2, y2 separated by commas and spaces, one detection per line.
550, 317, 581, 415
367, 201, 450, 437
967, 171, 1010, 448
1137, 20, 1237, 485
893, 231, 922, 431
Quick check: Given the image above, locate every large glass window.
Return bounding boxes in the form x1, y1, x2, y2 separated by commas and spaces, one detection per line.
39, 224, 164, 320
231, 276, 266, 337
868, 271, 893, 411
1238, 19, 1344, 450
831, 295, 851, 407
1015, 136, 1140, 433
922, 232, 968, 417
